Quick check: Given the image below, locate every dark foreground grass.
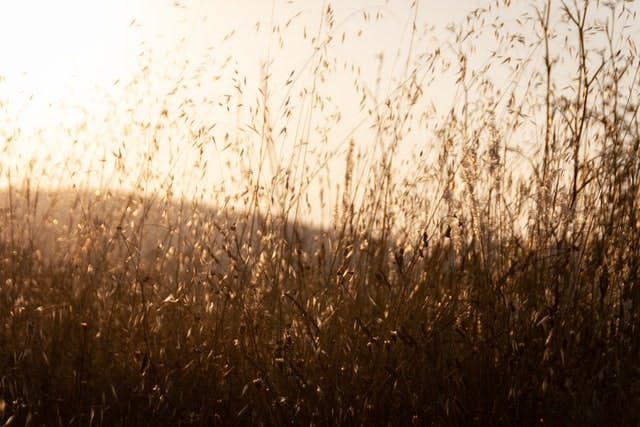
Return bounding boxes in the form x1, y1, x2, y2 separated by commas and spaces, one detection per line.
2, 0, 640, 425
0, 187, 638, 426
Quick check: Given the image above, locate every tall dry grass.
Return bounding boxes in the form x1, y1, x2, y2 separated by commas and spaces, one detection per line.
1, 0, 639, 425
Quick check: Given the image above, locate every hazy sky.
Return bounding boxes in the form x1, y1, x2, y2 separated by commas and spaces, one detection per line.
0, 1, 482, 189
1, 1, 482, 124
1, 0, 638, 224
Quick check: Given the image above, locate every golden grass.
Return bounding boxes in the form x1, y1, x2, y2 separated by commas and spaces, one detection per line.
1, 1, 640, 425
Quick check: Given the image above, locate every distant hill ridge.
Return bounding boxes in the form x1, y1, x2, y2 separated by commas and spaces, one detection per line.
0, 186, 387, 284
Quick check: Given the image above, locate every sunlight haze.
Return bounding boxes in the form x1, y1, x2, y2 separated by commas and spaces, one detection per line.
1, 0, 638, 225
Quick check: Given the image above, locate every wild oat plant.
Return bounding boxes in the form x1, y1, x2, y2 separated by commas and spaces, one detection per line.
1, 1, 639, 425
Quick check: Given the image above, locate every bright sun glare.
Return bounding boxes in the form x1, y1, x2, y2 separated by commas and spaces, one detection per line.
0, 0, 132, 122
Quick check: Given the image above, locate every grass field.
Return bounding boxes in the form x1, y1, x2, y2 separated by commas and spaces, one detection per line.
1, 1, 640, 425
